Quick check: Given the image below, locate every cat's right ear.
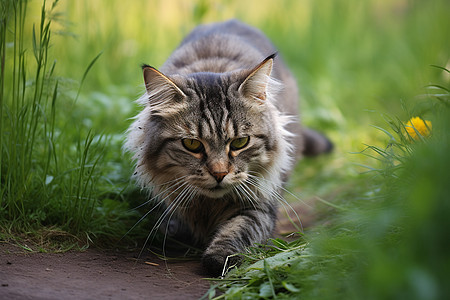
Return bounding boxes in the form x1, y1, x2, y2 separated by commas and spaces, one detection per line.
142, 65, 186, 109
238, 54, 275, 102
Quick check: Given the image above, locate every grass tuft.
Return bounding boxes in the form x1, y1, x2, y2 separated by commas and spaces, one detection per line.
0, 0, 138, 248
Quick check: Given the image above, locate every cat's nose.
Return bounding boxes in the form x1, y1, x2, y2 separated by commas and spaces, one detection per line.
208, 161, 230, 183
212, 171, 228, 183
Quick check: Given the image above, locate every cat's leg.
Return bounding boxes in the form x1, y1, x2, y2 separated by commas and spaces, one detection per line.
202, 208, 276, 276
159, 216, 195, 246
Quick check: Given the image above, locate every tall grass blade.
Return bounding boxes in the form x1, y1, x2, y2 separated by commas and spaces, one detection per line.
1, 0, 110, 241
75, 51, 103, 101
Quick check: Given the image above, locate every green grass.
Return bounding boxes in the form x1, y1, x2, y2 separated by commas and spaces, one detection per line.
1, 0, 450, 298
0, 0, 141, 248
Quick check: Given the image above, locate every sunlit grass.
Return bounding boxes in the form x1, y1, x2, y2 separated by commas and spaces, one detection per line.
0, 0, 138, 246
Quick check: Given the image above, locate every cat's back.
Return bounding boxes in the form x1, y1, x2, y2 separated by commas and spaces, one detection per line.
161, 20, 280, 76
179, 19, 276, 58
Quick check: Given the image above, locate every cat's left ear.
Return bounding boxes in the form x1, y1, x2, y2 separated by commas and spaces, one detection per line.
142, 65, 186, 99
141, 65, 188, 116
238, 53, 276, 102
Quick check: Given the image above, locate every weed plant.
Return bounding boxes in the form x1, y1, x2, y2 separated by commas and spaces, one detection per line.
0, 0, 139, 248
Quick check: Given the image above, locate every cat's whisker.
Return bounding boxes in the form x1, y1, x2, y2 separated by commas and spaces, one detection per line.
248, 170, 305, 204
131, 175, 189, 211
133, 182, 188, 256
176, 184, 198, 209
160, 188, 191, 240
249, 180, 302, 221
153, 175, 190, 191
236, 182, 260, 210
232, 185, 247, 205
246, 174, 303, 232
234, 184, 253, 209
148, 178, 191, 212
124, 178, 189, 236
178, 186, 199, 211
246, 176, 284, 200
158, 185, 201, 280
247, 176, 286, 204
232, 186, 241, 201
152, 183, 199, 242
151, 184, 191, 236
245, 178, 283, 210
139, 182, 198, 262
160, 185, 199, 257
246, 175, 291, 208
138, 184, 194, 260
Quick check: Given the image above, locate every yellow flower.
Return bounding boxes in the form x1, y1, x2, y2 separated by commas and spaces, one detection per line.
405, 117, 432, 140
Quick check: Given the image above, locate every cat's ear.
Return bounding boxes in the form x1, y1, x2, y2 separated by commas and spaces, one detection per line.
238, 54, 275, 102
142, 65, 186, 108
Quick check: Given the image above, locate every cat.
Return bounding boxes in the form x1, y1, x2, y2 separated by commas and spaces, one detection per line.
125, 19, 332, 276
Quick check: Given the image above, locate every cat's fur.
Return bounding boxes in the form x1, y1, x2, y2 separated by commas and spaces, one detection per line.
125, 20, 332, 276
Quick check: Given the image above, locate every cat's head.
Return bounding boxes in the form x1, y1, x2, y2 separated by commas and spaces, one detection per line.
126, 55, 293, 200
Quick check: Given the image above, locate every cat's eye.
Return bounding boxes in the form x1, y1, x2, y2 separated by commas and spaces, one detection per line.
230, 137, 250, 151
182, 138, 204, 153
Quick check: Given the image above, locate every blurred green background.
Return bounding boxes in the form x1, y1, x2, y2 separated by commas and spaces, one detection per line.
30, 0, 450, 135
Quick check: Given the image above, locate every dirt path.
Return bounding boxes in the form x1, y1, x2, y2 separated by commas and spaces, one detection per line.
0, 244, 211, 300
0, 203, 311, 300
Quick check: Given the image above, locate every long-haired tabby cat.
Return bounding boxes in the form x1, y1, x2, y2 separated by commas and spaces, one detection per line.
125, 20, 332, 276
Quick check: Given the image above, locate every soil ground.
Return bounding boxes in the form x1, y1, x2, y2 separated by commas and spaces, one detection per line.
0, 203, 312, 300
0, 244, 211, 300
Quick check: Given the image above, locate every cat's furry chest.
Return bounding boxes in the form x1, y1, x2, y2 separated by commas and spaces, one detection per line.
174, 192, 273, 243
178, 196, 241, 242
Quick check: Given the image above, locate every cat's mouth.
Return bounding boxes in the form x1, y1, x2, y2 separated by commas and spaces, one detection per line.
207, 184, 227, 193
201, 184, 231, 198
211, 185, 224, 190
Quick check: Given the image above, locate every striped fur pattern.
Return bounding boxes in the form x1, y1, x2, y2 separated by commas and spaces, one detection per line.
125, 20, 331, 276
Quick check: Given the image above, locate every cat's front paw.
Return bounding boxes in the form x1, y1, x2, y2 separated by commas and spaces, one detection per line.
202, 248, 242, 277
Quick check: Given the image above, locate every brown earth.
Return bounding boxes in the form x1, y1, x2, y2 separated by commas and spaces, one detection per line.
0, 203, 313, 300
0, 243, 214, 299
0, 243, 212, 300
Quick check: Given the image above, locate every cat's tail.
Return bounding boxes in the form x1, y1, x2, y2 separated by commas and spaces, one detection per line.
301, 128, 333, 156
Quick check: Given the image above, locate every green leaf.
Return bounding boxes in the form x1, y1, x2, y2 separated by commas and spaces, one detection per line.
259, 282, 274, 298
282, 281, 300, 293
263, 260, 276, 299
271, 238, 289, 250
